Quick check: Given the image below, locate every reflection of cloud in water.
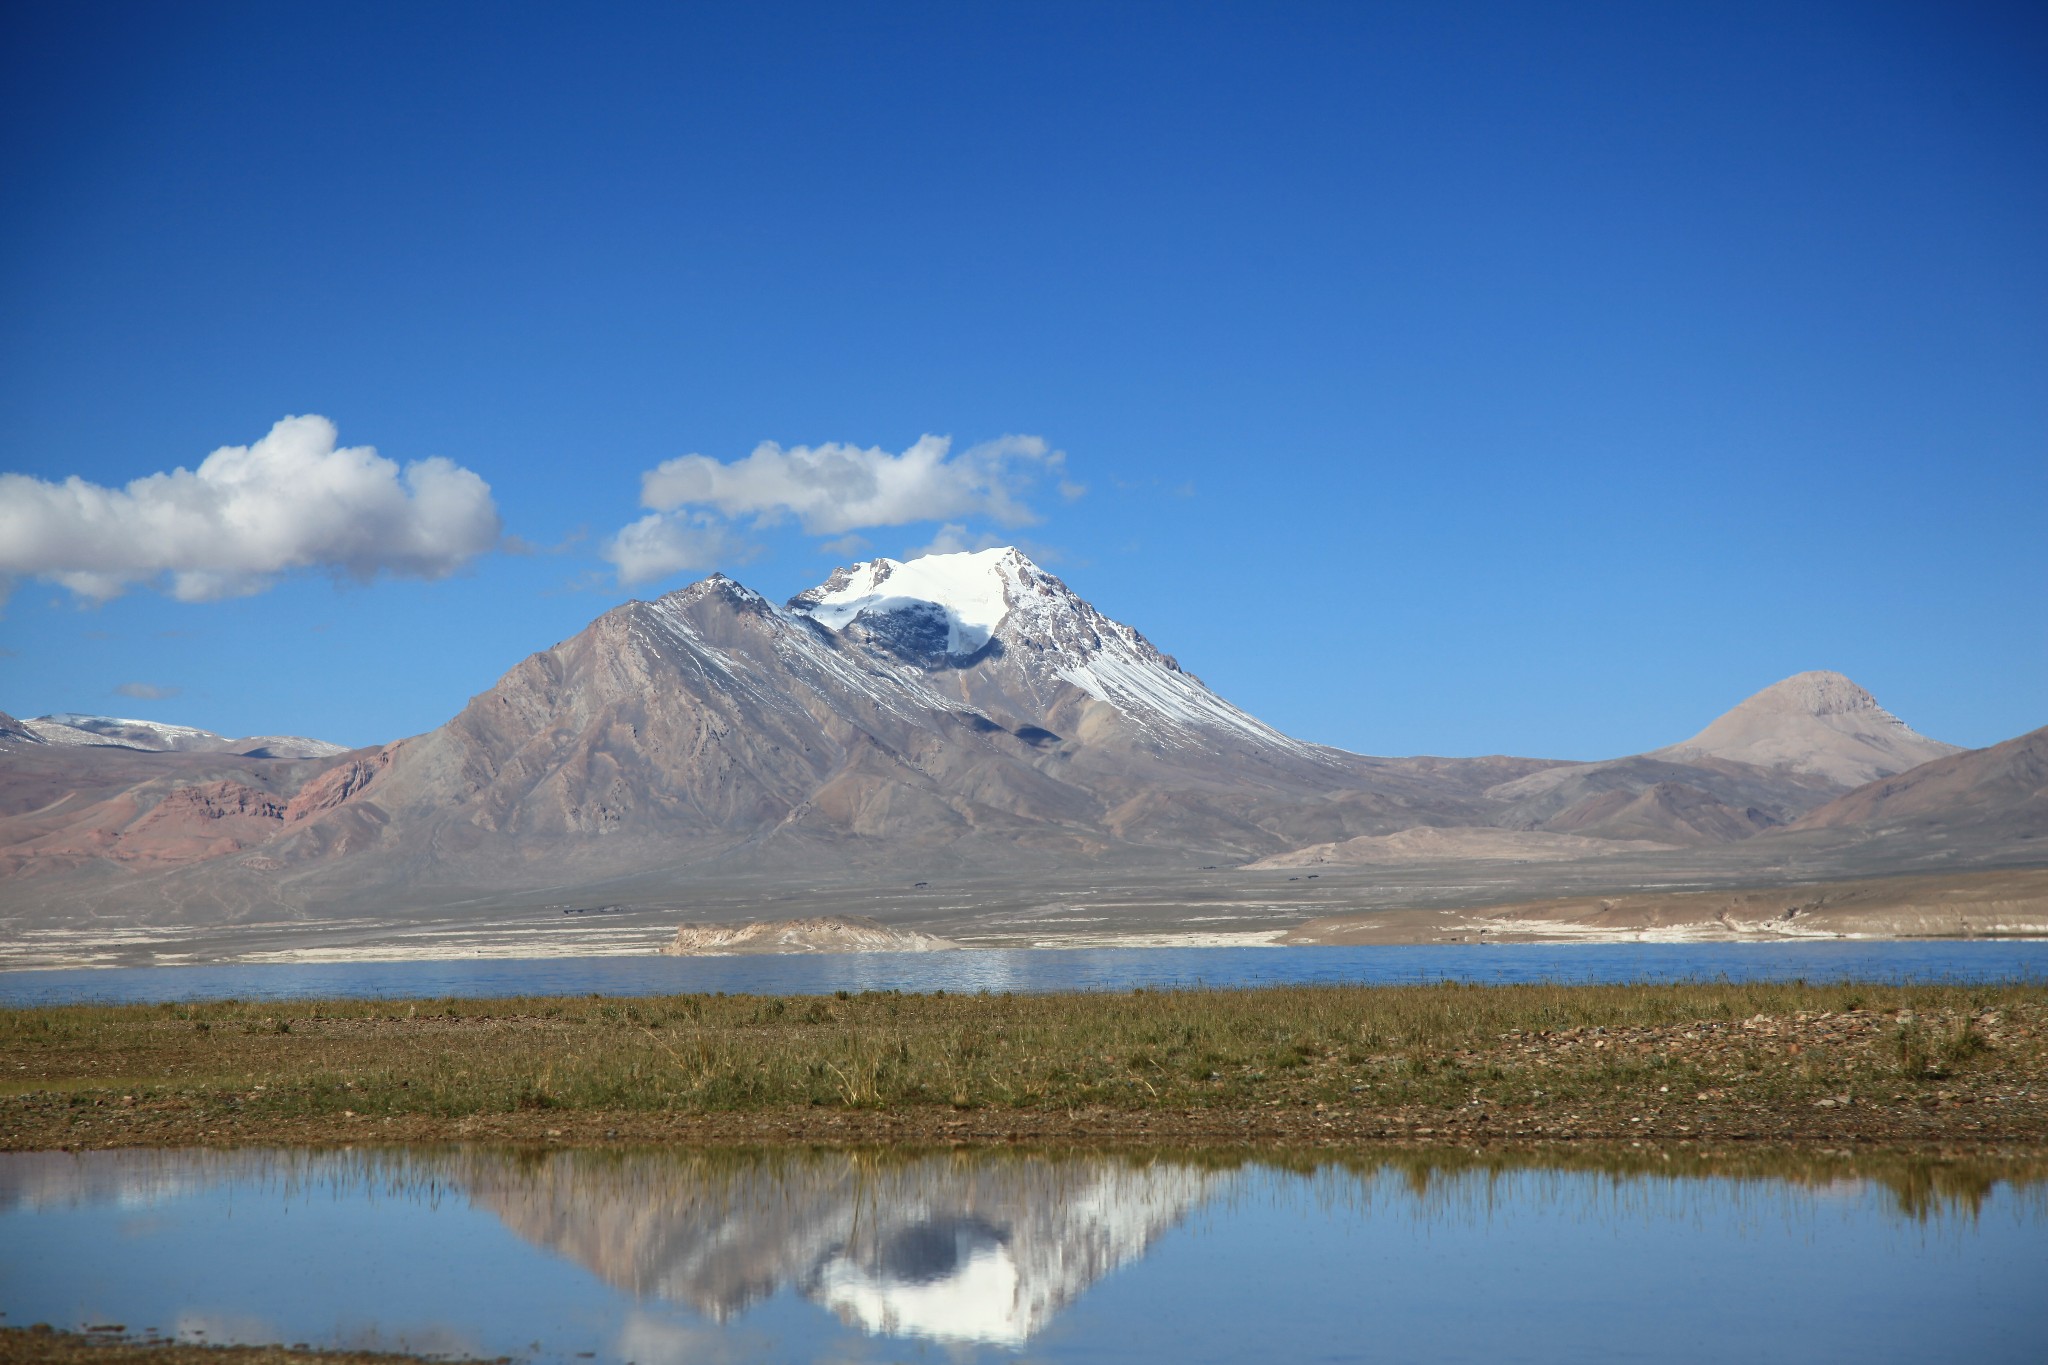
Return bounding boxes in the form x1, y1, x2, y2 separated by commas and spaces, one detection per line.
457, 1151, 1224, 1346
814, 1212, 1024, 1343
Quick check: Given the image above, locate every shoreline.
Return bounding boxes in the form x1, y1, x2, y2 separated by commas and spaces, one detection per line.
5, 927, 2047, 974
6, 865, 2043, 970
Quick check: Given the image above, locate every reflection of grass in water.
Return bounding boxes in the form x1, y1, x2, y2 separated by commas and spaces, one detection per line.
1288, 1146, 2048, 1225
24, 1142, 2043, 1239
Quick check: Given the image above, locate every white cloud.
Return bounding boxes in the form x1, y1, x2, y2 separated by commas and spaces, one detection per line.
114, 681, 180, 701
637, 434, 1069, 535
601, 511, 749, 586
0, 416, 502, 603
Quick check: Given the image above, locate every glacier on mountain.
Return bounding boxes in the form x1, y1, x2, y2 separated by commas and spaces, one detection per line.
786, 547, 1327, 760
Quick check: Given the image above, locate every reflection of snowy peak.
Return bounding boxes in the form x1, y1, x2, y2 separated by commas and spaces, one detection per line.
810, 1159, 1219, 1345
458, 1150, 1223, 1347
789, 547, 1321, 759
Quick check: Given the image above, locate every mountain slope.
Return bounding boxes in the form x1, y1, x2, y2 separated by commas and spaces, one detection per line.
1789, 724, 2047, 851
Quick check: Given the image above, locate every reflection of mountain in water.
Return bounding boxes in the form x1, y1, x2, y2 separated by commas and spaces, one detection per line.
6, 1146, 2039, 1351
454, 1150, 1224, 1346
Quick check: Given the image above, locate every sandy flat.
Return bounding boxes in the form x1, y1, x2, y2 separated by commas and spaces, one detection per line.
1282, 865, 2048, 945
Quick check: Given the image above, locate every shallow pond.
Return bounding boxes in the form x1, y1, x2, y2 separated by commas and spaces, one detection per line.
2, 1146, 2043, 1363
3, 939, 2046, 1006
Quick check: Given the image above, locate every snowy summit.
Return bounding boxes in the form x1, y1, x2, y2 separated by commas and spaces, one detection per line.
789, 547, 1027, 657
786, 547, 1324, 758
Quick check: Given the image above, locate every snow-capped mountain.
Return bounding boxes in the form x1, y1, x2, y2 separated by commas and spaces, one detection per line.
8, 712, 348, 759
318, 550, 1425, 885
787, 547, 1325, 761
1, 547, 1505, 916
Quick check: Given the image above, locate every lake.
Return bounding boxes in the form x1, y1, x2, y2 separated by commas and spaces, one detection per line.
1, 939, 2044, 1006
2, 1146, 2042, 1363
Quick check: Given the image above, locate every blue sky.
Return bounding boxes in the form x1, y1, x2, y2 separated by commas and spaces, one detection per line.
2, 0, 2043, 758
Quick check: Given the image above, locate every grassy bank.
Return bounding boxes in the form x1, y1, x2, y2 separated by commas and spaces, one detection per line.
0, 1328, 471, 1365
3, 981, 2044, 1149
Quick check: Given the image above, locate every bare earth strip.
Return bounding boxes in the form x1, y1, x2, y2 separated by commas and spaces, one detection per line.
1283, 865, 2048, 944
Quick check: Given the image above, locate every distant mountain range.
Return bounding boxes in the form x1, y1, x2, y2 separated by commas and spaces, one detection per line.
0, 711, 346, 759
2, 547, 2039, 927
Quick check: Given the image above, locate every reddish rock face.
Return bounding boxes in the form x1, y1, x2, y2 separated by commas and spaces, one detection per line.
284, 751, 392, 822
4, 776, 296, 874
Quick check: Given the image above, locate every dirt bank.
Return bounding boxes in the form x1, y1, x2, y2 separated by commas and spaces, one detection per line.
1283, 865, 2048, 944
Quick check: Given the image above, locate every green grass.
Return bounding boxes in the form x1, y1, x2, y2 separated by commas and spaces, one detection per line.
4, 980, 2041, 1126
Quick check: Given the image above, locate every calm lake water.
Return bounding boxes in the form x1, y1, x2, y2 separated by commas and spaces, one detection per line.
2, 940, 2045, 1006
2, 1146, 2042, 1364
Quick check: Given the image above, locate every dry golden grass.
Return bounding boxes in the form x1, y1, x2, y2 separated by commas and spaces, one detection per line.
3, 981, 2043, 1148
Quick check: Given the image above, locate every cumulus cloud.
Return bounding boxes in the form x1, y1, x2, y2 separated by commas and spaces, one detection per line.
0, 415, 502, 603
114, 681, 180, 701
637, 434, 1068, 535
601, 512, 749, 586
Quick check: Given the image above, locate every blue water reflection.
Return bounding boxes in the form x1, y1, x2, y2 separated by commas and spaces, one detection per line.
2, 939, 2045, 1006
2, 1147, 2042, 1363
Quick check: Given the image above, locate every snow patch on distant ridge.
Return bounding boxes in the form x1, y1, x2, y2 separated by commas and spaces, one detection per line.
20, 713, 347, 757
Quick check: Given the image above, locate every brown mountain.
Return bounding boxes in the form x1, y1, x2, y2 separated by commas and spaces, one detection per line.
1788, 724, 2048, 854
1651, 670, 1961, 785
1468, 673, 1964, 849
